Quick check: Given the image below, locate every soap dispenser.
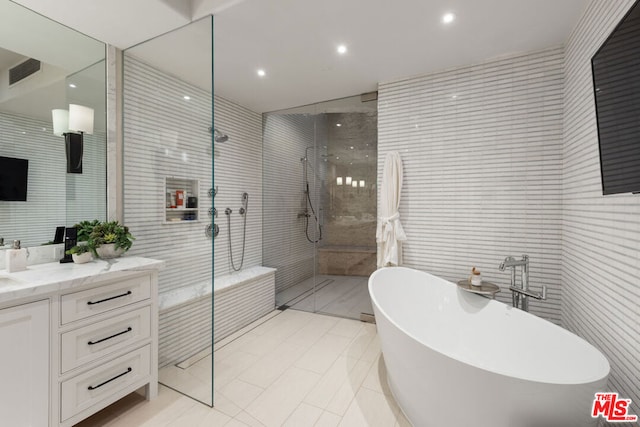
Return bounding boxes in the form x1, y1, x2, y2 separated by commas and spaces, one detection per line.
5, 240, 27, 273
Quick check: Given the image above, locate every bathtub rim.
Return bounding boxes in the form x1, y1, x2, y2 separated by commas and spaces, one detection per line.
368, 266, 610, 387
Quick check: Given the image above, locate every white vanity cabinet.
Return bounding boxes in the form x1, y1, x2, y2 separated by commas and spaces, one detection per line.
0, 257, 162, 427
57, 270, 159, 426
0, 299, 50, 427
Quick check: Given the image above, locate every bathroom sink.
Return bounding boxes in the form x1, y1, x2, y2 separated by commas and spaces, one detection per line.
0, 275, 26, 287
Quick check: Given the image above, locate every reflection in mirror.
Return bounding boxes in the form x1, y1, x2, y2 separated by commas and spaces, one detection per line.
0, 0, 106, 248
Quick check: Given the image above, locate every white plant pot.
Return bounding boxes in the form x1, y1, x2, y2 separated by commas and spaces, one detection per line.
72, 252, 93, 264
95, 243, 125, 259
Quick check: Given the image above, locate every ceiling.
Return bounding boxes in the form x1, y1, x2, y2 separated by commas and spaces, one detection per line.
13, 0, 589, 113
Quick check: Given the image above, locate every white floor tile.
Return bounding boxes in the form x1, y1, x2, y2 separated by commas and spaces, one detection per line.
282, 403, 324, 426
325, 358, 373, 416
80, 311, 406, 427
245, 366, 321, 427
304, 356, 359, 409
218, 378, 265, 410
295, 333, 353, 374
314, 411, 342, 427
232, 410, 267, 426
338, 387, 399, 427
238, 341, 307, 388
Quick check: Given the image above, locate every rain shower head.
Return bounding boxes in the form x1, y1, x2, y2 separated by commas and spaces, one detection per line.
209, 127, 229, 143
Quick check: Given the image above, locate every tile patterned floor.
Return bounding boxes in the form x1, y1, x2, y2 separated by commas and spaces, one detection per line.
276, 275, 373, 320
77, 309, 411, 426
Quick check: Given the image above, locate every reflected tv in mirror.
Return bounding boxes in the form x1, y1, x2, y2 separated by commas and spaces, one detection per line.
591, 0, 640, 195
0, 156, 29, 201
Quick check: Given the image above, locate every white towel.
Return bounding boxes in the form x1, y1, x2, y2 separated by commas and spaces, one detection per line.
376, 151, 406, 267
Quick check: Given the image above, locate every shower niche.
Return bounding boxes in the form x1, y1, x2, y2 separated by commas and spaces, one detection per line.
164, 177, 200, 223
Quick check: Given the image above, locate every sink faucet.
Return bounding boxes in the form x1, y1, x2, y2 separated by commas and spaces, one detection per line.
498, 255, 546, 311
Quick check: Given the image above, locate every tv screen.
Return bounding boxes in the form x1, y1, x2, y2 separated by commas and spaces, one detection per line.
592, 0, 640, 195
0, 156, 29, 201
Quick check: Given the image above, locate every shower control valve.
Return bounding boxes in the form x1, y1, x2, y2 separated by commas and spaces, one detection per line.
239, 207, 246, 215
225, 208, 233, 215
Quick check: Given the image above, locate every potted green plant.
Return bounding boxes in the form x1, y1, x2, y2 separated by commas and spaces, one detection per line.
66, 244, 93, 264
89, 220, 135, 259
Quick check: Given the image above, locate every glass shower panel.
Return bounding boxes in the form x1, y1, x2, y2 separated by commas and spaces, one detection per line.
122, 16, 214, 406
265, 95, 377, 320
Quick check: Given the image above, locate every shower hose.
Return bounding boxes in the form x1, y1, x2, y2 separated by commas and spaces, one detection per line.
305, 182, 322, 243
227, 193, 248, 271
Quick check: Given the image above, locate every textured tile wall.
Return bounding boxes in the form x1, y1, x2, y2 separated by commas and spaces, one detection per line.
123, 57, 262, 297
378, 46, 565, 323
263, 114, 319, 294
562, 0, 640, 412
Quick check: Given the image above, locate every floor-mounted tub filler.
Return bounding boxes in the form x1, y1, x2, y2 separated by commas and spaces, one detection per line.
369, 267, 610, 427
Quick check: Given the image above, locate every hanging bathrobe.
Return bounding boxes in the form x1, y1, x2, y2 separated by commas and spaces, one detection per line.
376, 151, 406, 268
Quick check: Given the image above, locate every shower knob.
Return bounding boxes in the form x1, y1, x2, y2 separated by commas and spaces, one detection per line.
239, 207, 246, 215
209, 207, 217, 218
209, 186, 218, 198
205, 224, 220, 239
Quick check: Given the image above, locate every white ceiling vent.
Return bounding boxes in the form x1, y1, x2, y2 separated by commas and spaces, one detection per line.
9, 58, 41, 86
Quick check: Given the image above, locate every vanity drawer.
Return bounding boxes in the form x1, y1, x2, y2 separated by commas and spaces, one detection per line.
61, 344, 151, 422
61, 274, 151, 324
61, 306, 151, 373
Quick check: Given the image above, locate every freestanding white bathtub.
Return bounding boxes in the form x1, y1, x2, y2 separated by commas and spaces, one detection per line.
369, 267, 610, 427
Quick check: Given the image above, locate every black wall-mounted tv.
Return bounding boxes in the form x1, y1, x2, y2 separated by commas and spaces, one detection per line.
0, 156, 29, 201
592, 0, 640, 195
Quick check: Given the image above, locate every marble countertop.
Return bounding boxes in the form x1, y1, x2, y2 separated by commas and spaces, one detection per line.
0, 256, 165, 306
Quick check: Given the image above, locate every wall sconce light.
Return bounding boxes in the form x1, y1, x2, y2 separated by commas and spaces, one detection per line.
336, 177, 343, 186
359, 180, 365, 188
52, 104, 94, 174
352, 181, 357, 188
346, 176, 352, 185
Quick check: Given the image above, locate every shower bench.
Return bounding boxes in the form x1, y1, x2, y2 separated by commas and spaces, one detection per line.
158, 266, 276, 368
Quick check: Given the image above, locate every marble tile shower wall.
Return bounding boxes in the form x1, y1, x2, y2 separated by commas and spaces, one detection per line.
562, 0, 639, 411
263, 114, 320, 294
0, 112, 105, 247
123, 57, 262, 299
378, 46, 564, 323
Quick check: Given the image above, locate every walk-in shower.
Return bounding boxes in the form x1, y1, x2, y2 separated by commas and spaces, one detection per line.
263, 95, 378, 320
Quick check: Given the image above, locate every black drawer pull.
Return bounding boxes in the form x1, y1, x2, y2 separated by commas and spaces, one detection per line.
88, 327, 133, 346
87, 290, 132, 305
87, 367, 132, 390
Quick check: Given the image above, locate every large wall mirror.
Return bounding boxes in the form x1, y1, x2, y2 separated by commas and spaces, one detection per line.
0, 0, 106, 248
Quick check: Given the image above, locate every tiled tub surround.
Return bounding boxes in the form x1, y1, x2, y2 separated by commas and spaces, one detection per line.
370, 267, 610, 427
0, 257, 163, 426
378, 46, 565, 323
157, 266, 275, 368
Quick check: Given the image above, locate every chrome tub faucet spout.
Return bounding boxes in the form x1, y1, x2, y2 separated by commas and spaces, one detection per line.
498, 255, 546, 311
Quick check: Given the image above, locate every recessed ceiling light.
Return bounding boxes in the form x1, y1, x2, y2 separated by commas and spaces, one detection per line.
69, 83, 76, 88
257, 69, 266, 77
336, 123, 342, 127
350, 146, 354, 150
183, 95, 191, 100
337, 44, 347, 55
336, 156, 340, 160
442, 12, 455, 24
